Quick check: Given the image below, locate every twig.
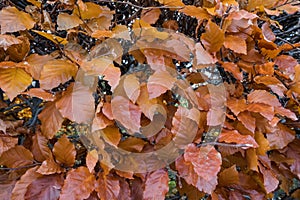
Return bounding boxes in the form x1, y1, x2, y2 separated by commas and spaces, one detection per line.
198, 141, 254, 148
0, 162, 41, 171
276, 36, 296, 48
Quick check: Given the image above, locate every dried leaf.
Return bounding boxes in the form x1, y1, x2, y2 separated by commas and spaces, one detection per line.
179, 6, 210, 21
95, 173, 120, 200
194, 43, 217, 65
0, 34, 22, 50
0, 63, 32, 100
201, 20, 225, 52
39, 59, 78, 90
32, 30, 68, 45
56, 82, 95, 123
57, 13, 83, 30
247, 90, 281, 107
218, 165, 239, 186
156, 0, 185, 6
267, 124, 295, 149
23, 88, 55, 101
37, 156, 64, 175
24, 54, 54, 80
258, 163, 279, 193
60, 167, 96, 200
31, 132, 51, 162
224, 35, 247, 54
53, 135, 76, 167
237, 111, 256, 133
0, 145, 33, 168
218, 129, 258, 148
86, 149, 98, 173
73, 2, 103, 20
143, 169, 169, 200
0, 7, 35, 34
39, 101, 64, 139
124, 74, 140, 103
141, 9, 161, 24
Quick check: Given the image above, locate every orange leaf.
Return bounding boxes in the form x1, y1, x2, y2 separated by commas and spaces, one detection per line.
39, 59, 78, 90
37, 156, 65, 175
11, 166, 42, 200
194, 43, 217, 65
179, 6, 210, 21
0, 135, 18, 156
143, 169, 169, 200
124, 74, 140, 103
201, 20, 225, 53
156, 0, 185, 6
24, 54, 54, 80
226, 98, 247, 116
221, 62, 243, 81
118, 137, 147, 153
237, 111, 256, 133
275, 55, 297, 78
102, 126, 122, 147
60, 167, 96, 200
0, 145, 33, 168
141, 8, 161, 24
218, 129, 258, 148
0, 63, 32, 100
218, 165, 239, 187
86, 149, 98, 173
258, 163, 279, 193
31, 132, 51, 162
247, 90, 281, 107
95, 173, 120, 200
254, 76, 286, 97
73, 2, 103, 20
274, 106, 297, 121
57, 13, 83, 30
261, 22, 276, 42
25, 174, 64, 200
255, 131, 270, 155
56, 82, 95, 123
246, 103, 274, 121
147, 70, 176, 99
32, 30, 68, 45
0, 34, 22, 50
267, 124, 295, 149
23, 88, 55, 101
91, 30, 114, 38
111, 95, 141, 133
53, 135, 76, 167
0, 7, 35, 34
224, 35, 247, 55
39, 101, 64, 139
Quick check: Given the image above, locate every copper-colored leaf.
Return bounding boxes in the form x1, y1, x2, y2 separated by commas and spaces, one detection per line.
218, 129, 258, 148
86, 149, 99, 173
37, 157, 64, 175
0, 135, 18, 156
0, 6, 35, 34
39, 101, 64, 139
218, 165, 239, 186
60, 167, 96, 200
201, 20, 225, 53
247, 90, 281, 107
73, 2, 103, 20
147, 70, 176, 99
124, 74, 140, 103
32, 30, 68, 45
95, 173, 120, 200
23, 88, 55, 101
25, 174, 64, 200
255, 131, 270, 155
275, 106, 297, 121
246, 103, 274, 121
156, 0, 185, 6
56, 82, 95, 123
0, 34, 22, 50
275, 55, 297, 78
143, 169, 169, 200
224, 35, 247, 54
237, 111, 256, 133
261, 22, 276, 42
0, 63, 32, 100
141, 9, 161, 24
111, 95, 141, 133
102, 126, 121, 147
221, 62, 243, 81
179, 5, 210, 21
31, 132, 51, 162
194, 43, 217, 65
24, 54, 54, 80
53, 135, 76, 167
258, 163, 279, 193
39, 59, 78, 90
118, 137, 147, 153
57, 13, 83, 30
11, 166, 42, 200
267, 124, 295, 149
0, 145, 33, 168
226, 98, 247, 116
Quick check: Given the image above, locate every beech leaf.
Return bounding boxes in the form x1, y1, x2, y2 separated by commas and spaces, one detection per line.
143, 169, 169, 200
53, 135, 76, 167
0, 145, 33, 168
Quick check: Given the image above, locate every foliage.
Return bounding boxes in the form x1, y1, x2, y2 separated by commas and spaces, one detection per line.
0, 0, 300, 199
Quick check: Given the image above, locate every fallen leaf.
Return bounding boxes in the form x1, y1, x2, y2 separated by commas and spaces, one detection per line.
53, 135, 76, 167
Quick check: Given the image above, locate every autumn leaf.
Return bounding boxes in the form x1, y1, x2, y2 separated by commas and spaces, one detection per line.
39, 101, 64, 139
24, 54, 54, 80
0, 34, 22, 50
224, 35, 247, 55
31, 132, 51, 162
60, 167, 96, 200
56, 82, 95, 123
0, 145, 34, 168
23, 88, 55, 101
141, 9, 161, 24
247, 90, 281, 107
95, 173, 120, 200
218, 129, 258, 148
25, 174, 64, 200
194, 43, 217, 65
32, 30, 68, 45
57, 13, 83, 30
0, 135, 18, 157
179, 6, 210, 21
37, 156, 64, 175
143, 169, 169, 200
0, 6, 35, 34
123, 74, 140, 103
201, 20, 225, 53
0, 62, 32, 100
39, 59, 78, 90
218, 165, 239, 187
73, 2, 104, 20
237, 111, 256, 133
53, 135, 76, 167
156, 0, 185, 6
86, 149, 98, 173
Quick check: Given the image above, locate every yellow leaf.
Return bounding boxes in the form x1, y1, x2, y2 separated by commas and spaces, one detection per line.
32, 30, 68, 45
0, 7, 35, 34
73, 2, 103, 19
0, 62, 32, 100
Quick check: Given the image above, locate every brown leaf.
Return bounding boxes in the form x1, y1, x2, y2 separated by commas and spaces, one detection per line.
179, 5, 210, 21
143, 169, 169, 200
237, 111, 256, 133
0, 135, 18, 156
53, 135, 76, 167
86, 149, 99, 173
226, 98, 247, 116
157, 0, 185, 6
246, 148, 258, 171
221, 62, 243, 81
224, 35, 247, 54
261, 22, 276, 42
0, 63, 32, 100
218, 165, 239, 186
258, 163, 279, 193
102, 126, 121, 147
218, 129, 258, 148
0, 7, 35, 34
31, 132, 51, 162
147, 70, 176, 99
39, 101, 64, 139
254, 76, 286, 97
37, 156, 64, 175
24, 54, 54, 80
0, 34, 22, 50
95, 173, 120, 200
255, 131, 270, 155
275, 55, 297, 78
32, 30, 68, 45
118, 137, 147, 153
25, 174, 64, 200
194, 43, 217, 65
11, 166, 43, 200
57, 13, 83, 30
23, 88, 55, 101
267, 124, 295, 149
275, 106, 297, 121
247, 90, 281, 107
111, 95, 141, 133
141, 9, 161, 24
91, 30, 113, 38
73, 2, 104, 20
56, 82, 95, 123
124, 74, 140, 103
0, 145, 33, 168
39, 59, 78, 90
201, 20, 225, 53
60, 167, 96, 200
246, 103, 274, 121
6, 35, 30, 62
